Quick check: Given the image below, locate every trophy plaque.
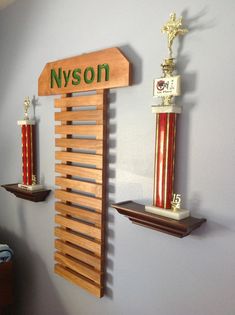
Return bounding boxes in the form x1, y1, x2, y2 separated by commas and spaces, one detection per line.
145, 13, 190, 220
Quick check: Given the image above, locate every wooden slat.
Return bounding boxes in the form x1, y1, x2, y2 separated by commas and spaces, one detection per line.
55, 264, 102, 298
55, 239, 101, 270
55, 125, 103, 140
55, 110, 103, 124
55, 251, 101, 284
55, 190, 102, 212
54, 94, 104, 109
55, 227, 101, 255
55, 152, 102, 169
56, 177, 102, 198
55, 164, 102, 184
55, 214, 101, 240
55, 202, 101, 226
53, 90, 106, 298
55, 138, 103, 154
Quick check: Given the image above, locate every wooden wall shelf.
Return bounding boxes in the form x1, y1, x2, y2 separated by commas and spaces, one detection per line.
1, 184, 51, 202
112, 200, 206, 238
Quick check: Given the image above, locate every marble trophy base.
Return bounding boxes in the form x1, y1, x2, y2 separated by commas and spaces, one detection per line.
18, 183, 44, 191
151, 104, 182, 114
145, 205, 190, 220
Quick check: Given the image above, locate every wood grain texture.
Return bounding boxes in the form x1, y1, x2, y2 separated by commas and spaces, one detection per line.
55, 264, 102, 297
55, 164, 103, 184
55, 152, 103, 169
55, 214, 101, 240
54, 90, 107, 298
38, 47, 132, 297
55, 138, 103, 154
55, 251, 101, 284
55, 110, 103, 124
55, 177, 102, 198
55, 239, 101, 270
55, 227, 101, 255
55, 125, 103, 140
54, 94, 104, 109
55, 189, 102, 212
55, 202, 102, 226
38, 47, 131, 96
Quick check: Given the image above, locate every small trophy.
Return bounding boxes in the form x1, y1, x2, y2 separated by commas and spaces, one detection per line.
145, 13, 190, 220
17, 97, 43, 191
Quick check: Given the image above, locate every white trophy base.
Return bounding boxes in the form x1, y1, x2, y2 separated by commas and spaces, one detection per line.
17, 119, 36, 126
151, 105, 182, 114
145, 205, 190, 220
18, 183, 44, 191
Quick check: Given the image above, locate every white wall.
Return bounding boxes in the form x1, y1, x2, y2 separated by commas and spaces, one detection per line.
0, 1, 235, 314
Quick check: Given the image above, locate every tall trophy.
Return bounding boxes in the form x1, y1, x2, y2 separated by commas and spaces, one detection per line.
17, 97, 43, 191
145, 13, 190, 220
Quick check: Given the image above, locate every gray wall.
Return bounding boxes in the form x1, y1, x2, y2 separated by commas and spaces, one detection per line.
0, 1, 235, 314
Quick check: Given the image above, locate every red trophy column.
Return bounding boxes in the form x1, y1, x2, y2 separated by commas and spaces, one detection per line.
145, 91, 189, 220
21, 124, 27, 185
153, 112, 177, 209
18, 97, 43, 191
145, 72, 190, 220
19, 122, 36, 186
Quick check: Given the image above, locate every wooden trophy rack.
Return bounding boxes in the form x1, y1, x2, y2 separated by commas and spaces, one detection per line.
38, 47, 131, 297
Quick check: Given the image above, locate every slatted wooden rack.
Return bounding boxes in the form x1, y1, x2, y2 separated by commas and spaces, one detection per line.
38, 47, 131, 297
54, 90, 106, 297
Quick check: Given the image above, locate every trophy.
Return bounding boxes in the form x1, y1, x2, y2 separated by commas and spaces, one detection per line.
145, 13, 190, 220
17, 97, 43, 191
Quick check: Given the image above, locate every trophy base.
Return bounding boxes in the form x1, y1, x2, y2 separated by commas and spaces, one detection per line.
145, 205, 190, 220
17, 119, 36, 126
18, 184, 44, 191
151, 105, 182, 114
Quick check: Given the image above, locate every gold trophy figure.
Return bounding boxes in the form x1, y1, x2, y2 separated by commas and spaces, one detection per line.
23, 96, 31, 120
161, 12, 188, 59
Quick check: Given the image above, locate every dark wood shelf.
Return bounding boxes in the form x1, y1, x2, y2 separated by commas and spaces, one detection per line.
0, 261, 13, 308
2, 184, 51, 202
112, 200, 206, 238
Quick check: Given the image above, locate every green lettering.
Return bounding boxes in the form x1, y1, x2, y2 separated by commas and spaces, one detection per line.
72, 68, 81, 85
84, 67, 95, 84
97, 63, 110, 82
63, 69, 71, 87
51, 68, 62, 88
